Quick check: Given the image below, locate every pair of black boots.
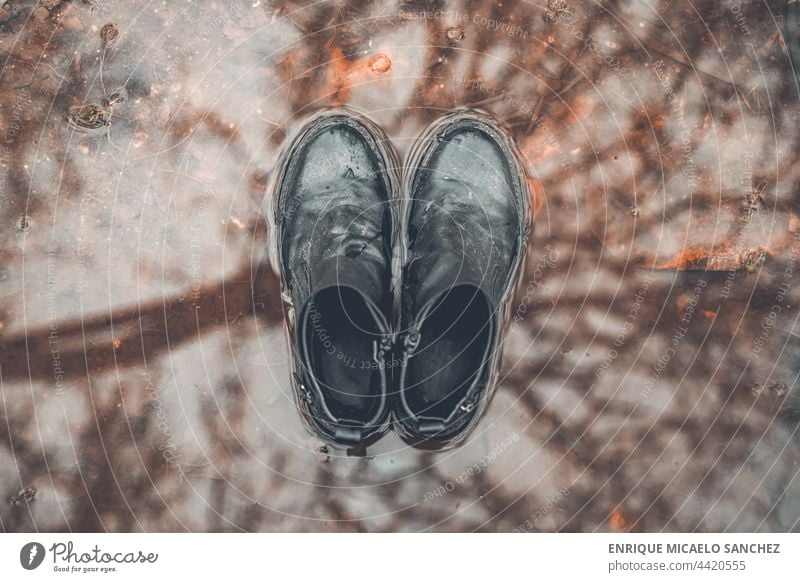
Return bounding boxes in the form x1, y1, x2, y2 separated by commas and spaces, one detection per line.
273, 110, 528, 449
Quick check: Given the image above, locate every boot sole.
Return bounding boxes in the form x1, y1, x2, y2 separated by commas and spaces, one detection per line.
397, 109, 532, 449
268, 108, 402, 448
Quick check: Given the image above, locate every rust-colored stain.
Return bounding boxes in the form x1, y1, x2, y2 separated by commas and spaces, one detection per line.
324, 47, 400, 105
675, 297, 716, 319
656, 246, 720, 270
654, 246, 770, 272
571, 94, 595, 121
323, 47, 354, 106
609, 508, 634, 532
528, 178, 545, 221
368, 53, 392, 73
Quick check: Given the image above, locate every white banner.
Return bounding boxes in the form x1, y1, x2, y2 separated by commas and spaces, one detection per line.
0, 533, 796, 580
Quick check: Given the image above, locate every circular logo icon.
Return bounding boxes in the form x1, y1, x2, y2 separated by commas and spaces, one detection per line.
20, 542, 45, 570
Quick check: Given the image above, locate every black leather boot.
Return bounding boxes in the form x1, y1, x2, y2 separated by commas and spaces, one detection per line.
273, 111, 399, 447
396, 111, 529, 447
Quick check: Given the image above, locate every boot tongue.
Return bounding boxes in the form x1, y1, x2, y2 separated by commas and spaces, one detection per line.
408, 250, 490, 318
406, 185, 502, 313
315, 255, 384, 307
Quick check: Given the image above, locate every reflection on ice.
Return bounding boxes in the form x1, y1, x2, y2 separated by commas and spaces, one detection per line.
1, 0, 799, 532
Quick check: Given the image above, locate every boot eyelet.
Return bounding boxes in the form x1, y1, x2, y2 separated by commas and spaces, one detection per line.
460, 401, 475, 413
404, 330, 421, 352
373, 335, 394, 364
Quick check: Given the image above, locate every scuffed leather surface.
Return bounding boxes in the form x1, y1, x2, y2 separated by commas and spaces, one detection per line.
277, 118, 393, 308
404, 123, 525, 314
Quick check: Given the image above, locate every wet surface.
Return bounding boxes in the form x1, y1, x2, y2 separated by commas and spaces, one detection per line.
1, 0, 799, 532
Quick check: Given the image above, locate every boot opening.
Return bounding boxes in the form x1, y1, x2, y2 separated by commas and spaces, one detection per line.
304, 287, 384, 421
405, 285, 493, 419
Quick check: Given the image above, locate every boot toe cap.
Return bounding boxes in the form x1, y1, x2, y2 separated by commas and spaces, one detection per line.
295, 118, 384, 195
